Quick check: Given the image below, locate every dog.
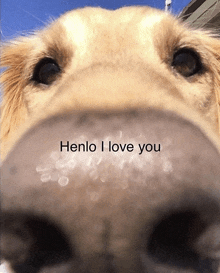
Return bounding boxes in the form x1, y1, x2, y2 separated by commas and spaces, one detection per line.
1, 6, 220, 273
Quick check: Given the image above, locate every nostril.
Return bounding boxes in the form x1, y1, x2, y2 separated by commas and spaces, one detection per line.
1, 214, 34, 265
147, 206, 220, 271
1, 213, 73, 273
148, 211, 204, 265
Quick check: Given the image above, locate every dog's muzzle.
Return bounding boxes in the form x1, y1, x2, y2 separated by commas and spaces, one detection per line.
1, 109, 220, 273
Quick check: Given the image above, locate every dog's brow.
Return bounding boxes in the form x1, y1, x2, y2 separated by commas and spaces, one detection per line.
139, 13, 164, 30
137, 13, 165, 54
60, 14, 88, 55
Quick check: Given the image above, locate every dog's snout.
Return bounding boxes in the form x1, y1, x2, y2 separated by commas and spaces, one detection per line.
2, 109, 220, 273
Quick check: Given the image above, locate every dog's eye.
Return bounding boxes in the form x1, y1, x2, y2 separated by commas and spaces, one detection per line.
33, 58, 61, 85
172, 48, 202, 77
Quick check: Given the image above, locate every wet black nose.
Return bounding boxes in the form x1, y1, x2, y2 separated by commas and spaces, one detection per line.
1, 109, 220, 273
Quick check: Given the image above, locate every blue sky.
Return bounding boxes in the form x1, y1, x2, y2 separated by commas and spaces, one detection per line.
1, 0, 191, 40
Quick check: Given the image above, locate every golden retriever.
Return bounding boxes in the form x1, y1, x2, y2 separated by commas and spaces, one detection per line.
1, 6, 220, 273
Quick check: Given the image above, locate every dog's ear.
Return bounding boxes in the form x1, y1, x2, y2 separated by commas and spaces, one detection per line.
0, 39, 31, 148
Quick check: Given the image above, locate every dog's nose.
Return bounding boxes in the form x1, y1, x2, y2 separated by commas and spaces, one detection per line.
2, 109, 220, 273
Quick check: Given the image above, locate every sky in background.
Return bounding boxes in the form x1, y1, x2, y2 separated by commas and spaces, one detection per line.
1, 0, 192, 40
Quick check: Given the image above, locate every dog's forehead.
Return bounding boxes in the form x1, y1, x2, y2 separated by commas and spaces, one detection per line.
60, 6, 165, 23
58, 6, 166, 39
53, 6, 168, 57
